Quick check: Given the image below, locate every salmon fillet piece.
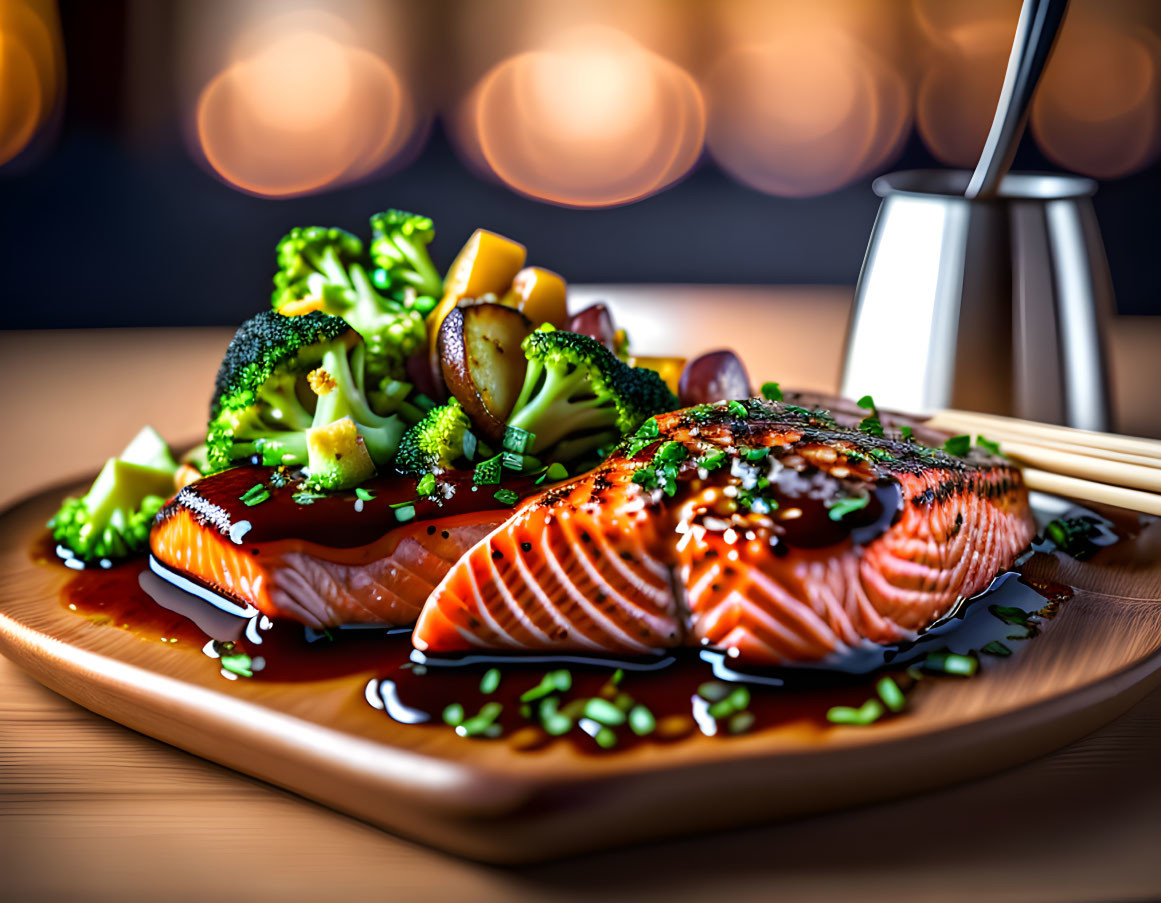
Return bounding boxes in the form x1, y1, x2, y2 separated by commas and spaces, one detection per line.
150, 465, 521, 629
413, 399, 1037, 666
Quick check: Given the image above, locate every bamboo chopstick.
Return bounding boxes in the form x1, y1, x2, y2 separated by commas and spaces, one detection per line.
929, 409, 1161, 460
1019, 468, 1161, 516
923, 410, 1161, 515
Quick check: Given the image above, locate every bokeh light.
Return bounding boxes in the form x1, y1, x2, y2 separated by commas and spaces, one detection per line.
0, 0, 64, 167
915, 20, 1013, 167
1032, 21, 1159, 178
457, 26, 704, 208
191, 7, 420, 198
706, 26, 910, 197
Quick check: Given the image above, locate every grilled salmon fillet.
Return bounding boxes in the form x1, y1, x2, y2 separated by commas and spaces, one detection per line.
413, 399, 1037, 666
150, 465, 525, 628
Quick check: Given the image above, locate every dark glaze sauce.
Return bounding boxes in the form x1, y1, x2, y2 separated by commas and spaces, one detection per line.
46, 533, 1079, 753
161, 464, 537, 548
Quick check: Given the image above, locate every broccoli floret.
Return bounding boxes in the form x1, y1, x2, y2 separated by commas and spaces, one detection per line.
506, 326, 679, 463
395, 400, 473, 476
369, 209, 443, 305
271, 225, 426, 382
49, 427, 179, 563
271, 226, 364, 311
206, 310, 403, 474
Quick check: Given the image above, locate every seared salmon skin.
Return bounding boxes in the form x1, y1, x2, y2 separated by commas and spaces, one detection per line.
150, 465, 524, 628
413, 398, 1037, 666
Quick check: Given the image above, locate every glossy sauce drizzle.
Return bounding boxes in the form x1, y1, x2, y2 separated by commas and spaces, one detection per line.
46, 531, 1079, 754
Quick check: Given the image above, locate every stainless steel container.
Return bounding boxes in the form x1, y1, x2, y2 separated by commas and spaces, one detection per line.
840, 169, 1113, 430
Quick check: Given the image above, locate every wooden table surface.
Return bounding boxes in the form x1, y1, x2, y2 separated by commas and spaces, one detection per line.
2, 287, 1159, 902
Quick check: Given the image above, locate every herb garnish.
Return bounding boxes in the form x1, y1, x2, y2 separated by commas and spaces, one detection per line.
239, 483, 270, 507
856, 394, 884, 437
975, 434, 1003, 456
827, 493, 870, 521
474, 454, 502, 485
494, 488, 519, 506
760, 381, 783, 402
479, 667, 501, 695
354, 487, 376, 502
416, 473, 437, 497
943, 434, 972, 457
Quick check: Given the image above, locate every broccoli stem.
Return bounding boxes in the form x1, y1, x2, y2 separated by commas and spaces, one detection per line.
390, 235, 443, 297
508, 363, 619, 453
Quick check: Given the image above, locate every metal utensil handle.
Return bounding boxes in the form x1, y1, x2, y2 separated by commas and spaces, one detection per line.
965, 0, 1070, 200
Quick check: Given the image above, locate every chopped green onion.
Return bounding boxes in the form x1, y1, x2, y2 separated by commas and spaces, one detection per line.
393, 504, 415, 523
292, 490, 325, 505
219, 652, 253, 678
594, 727, 618, 749
479, 667, 501, 695
519, 670, 571, 702
697, 681, 732, 702
924, 652, 978, 676
826, 699, 885, 726
494, 489, 519, 506
760, 382, 783, 402
416, 473, 437, 496
502, 426, 534, 453
745, 447, 769, 461
628, 704, 656, 736
550, 669, 572, 692
876, 676, 906, 713
727, 711, 756, 734
239, 483, 270, 507
727, 400, 748, 417
542, 712, 572, 736
981, 640, 1012, 657
354, 487, 376, 502
455, 701, 503, 738
707, 699, 735, 720
442, 703, 465, 726
943, 434, 971, 457
828, 494, 870, 521
610, 668, 624, 686
869, 448, 894, 461
584, 698, 627, 726
474, 454, 502, 485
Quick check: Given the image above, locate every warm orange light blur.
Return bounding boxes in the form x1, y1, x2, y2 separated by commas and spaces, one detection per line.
1032, 22, 1159, 178
192, 10, 418, 198
0, 0, 63, 167
706, 30, 910, 197
916, 21, 1013, 167
459, 26, 704, 208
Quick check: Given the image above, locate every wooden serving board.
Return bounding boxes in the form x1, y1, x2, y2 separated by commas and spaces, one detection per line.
2, 478, 1160, 864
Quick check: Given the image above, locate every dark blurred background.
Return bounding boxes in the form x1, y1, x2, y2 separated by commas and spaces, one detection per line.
2, 0, 1159, 329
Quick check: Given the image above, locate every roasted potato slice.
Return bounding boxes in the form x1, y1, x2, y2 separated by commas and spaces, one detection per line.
438, 303, 533, 442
